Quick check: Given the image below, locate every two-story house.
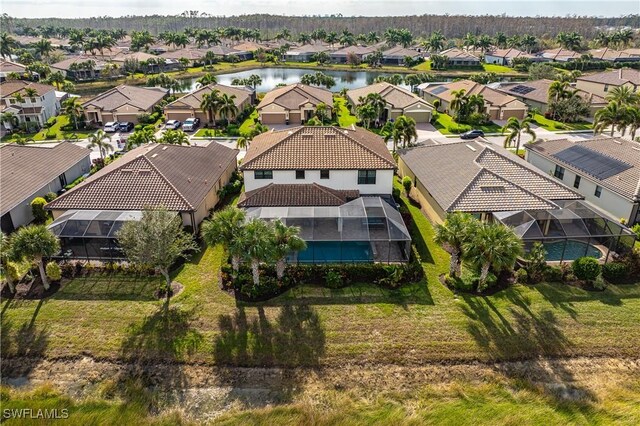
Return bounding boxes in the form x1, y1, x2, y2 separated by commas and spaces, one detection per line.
239, 126, 411, 263
0, 80, 59, 131
575, 68, 640, 99
526, 136, 640, 225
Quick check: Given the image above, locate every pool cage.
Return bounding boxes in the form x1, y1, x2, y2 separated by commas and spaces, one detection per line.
245, 197, 412, 263
48, 210, 143, 261
494, 200, 637, 263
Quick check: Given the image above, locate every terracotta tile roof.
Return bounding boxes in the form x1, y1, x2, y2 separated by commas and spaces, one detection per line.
399, 140, 581, 213
241, 126, 395, 170
486, 48, 533, 59
0, 80, 56, 97
576, 68, 640, 86
0, 143, 91, 215
50, 56, 109, 71
588, 48, 633, 61
46, 142, 238, 212
331, 45, 377, 56
539, 48, 581, 61
238, 183, 359, 207
439, 48, 480, 61
159, 48, 209, 61
382, 46, 422, 58
232, 41, 270, 52
422, 80, 526, 108
0, 60, 27, 73
496, 79, 607, 106
286, 44, 331, 55
164, 83, 253, 111
347, 82, 434, 110
82, 85, 168, 112
526, 136, 640, 200
257, 83, 333, 111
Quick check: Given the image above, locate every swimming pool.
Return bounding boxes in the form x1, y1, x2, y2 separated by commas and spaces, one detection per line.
542, 240, 604, 262
296, 241, 373, 263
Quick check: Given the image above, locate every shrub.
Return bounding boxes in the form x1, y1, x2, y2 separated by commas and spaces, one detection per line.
60, 262, 75, 279
543, 265, 564, 282
446, 123, 471, 134
467, 112, 490, 126
226, 124, 240, 136
4, 262, 20, 283
325, 269, 344, 289
572, 257, 601, 282
45, 116, 57, 128
402, 176, 413, 195
45, 130, 57, 139
44, 192, 58, 202
593, 275, 607, 290
134, 124, 144, 132
631, 224, 640, 239
30, 197, 48, 223
392, 186, 401, 201
525, 242, 547, 283
602, 262, 628, 283
515, 268, 528, 284
45, 261, 62, 282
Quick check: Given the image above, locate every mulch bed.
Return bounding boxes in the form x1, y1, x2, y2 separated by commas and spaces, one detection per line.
439, 270, 515, 296
0, 278, 62, 300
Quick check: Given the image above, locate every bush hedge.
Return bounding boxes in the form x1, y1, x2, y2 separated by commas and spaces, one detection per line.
602, 262, 629, 283
572, 257, 601, 282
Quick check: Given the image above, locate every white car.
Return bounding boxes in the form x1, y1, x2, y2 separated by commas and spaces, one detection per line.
104, 122, 119, 132
182, 117, 200, 132
165, 120, 181, 130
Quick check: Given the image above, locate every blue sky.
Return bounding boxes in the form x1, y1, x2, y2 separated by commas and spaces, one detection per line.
3, 0, 639, 19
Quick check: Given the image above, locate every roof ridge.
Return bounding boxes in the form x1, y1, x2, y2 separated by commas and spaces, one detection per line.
142, 153, 195, 210
342, 128, 396, 168
241, 127, 306, 169
310, 182, 348, 203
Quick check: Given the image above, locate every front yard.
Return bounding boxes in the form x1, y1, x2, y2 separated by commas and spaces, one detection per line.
433, 112, 503, 135
1, 115, 95, 142
531, 113, 593, 131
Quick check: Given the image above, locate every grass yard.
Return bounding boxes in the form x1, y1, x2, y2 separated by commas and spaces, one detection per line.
239, 109, 260, 135
531, 113, 593, 131
1, 115, 94, 142
334, 96, 358, 128
412, 60, 432, 71
433, 112, 503, 135
482, 63, 515, 73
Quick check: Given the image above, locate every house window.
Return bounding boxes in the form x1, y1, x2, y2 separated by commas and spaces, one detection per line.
58, 173, 67, 187
9, 99, 15, 104
30, 97, 36, 103
553, 165, 565, 180
604, 84, 609, 92
594, 185, 602, 198
296, 170, 305, 179
320, 169, 330, 179
254, 170, 273, 179
358, 170, 377, 185
573, 175, 581, 189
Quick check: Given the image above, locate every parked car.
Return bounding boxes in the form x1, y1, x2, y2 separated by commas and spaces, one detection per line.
104, 122, 119, 132
460, 129, 485, 140
182, 117, 200, 132
118, 122, 134, 132
165, 120, 181, 130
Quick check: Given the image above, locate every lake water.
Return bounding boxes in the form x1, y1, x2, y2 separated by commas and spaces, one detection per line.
184, 67, 413, 92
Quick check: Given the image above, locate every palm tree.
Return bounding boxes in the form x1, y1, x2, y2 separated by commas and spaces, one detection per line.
33, 38, 54, 59
594, 102, 628, 136
0, 232, 17, 293
315, 102, 329, 124
160, 129, 190, 145
606, 86, 639, 106
200, 90, 221, 126
243, 219, 274, 286
449, 89, 468, 121
87, 130, 113, 159
0, 32, 18, 59
47, 71, 65, 90
356, 103, 377, 129
467, 94, 485, 114
502, 116, 537, 153
62, 97, 84, 130
624, 106, 640, 139
218, 93, 238, 126
434, 212, 477, 278
548, 80, 570, 102
125, 127, 156, 150
196, 73, 217, 88
1, 111, 18, 131
10, 225, 60, 290
247, 74, 262, 89
464, 222, 522, 292
201, 207, 246, 277
394, 115, 418, 149
236, 136, 249, 150
271, 220, 306, 280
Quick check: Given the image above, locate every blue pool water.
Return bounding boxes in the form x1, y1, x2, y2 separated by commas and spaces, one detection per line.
543, 240, 603, 262
296, 241, 372, 263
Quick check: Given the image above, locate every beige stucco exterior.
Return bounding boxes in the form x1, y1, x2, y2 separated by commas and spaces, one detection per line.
575, 80, 637, 99
397, 157, 447, 224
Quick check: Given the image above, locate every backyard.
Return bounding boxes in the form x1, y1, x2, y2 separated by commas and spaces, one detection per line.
334, 96, 358, 127
1, 115, 95, 143
432, 112, 503, 135
1, 180, 640, 423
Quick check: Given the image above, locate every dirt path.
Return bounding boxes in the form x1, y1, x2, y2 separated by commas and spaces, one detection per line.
2, 356, 639, 421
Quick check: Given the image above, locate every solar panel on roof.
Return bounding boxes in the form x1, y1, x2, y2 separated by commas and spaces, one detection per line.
509, 85, 535, 95
552, 145, 632, 180
431, 86, 448, 95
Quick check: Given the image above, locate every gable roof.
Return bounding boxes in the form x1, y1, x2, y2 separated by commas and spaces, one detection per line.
399, 140, 581, 213
526, 136, 640, 200
46, 142, 238, 212
382, 46, 422, 59
439, 48, 480, 61
495, 79, 607, 106
576, 68, 640, 86
232, 41, 269, 52
0, 60, 28, 73
0, 80, 56, 98
347, 82, 434, 110
50, 55, 109, 71
0, 143, 91, 215
587, 48, 634, 61
241, 125, 395, 170
422, 80, 526, 108
286, 44, 331, 55
539, 48, 581, 61
257, 83, 333, 111
331, 45, 377, 56
238, 183, 359, 207
82, 85, 168, 112
164, 83, 253, 110
159, 48, 209, 60
486, 48, 533, 59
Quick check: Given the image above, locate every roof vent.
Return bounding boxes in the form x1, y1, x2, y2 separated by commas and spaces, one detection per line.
301, 133, 314, 137
121, 169, 135, 173
614, 139, 622, 145
288, 131, 293, 135
324, 133, 336, 137
151, 153, 159, 157
343, 130, 348, 134
162, 146, 168, 150
465, 144, 477, 152
139, 169, 152, 174
480, 185, 505, 191
633, 146, 640, 152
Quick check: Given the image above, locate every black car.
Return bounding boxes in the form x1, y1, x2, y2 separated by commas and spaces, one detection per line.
118, 122, 134, 132
460, 129, 485, 140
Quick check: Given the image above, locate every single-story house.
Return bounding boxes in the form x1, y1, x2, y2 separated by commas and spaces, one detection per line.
164, 83, 254, 123
110, 51, 181, 72
484, 48, 537, 66
206, 45, 252, 61
622, 48, 640, 58
397, 139, 582, 224
346, 82, 434, 123
525, 136, 640, 225
0, 60, 29, 81
232, 41, 270, 54
575, 68, 640, 99
419, 79, 528, 120
159, 48, 209, 66
256, 83, 333, 125
330, 45, 376, 63
536, 48, 581, 62
381, 46, 422, 66
0, 80, 60, 130
83, 85, 169, 125
439, 48, 481, 66
494, 79, 607, 117
45, 141, 239, 235
587, 48, 640, 63
284, 44, 332, 62
1, 143, 91, 233
50, 56, 110, 80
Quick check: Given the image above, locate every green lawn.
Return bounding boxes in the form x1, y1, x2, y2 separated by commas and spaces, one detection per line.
1, 115, 94, 142
482, 63, 515, 73
412, 60, 432, 71
433, 112, 503, 135
334, 96, 358, 128
531, 113, 593, 131
239, 109, 260, 135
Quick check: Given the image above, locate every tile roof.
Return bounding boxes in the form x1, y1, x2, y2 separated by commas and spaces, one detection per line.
439, 48, 480, 61
46, 142, 238, 212
539, 48, 581, 61
286, 44, 331, 55
257, 83, 333, 111
347, 82, 434, 110
241, 126, 395, 170
232, 41, 269, 52
50, 56, 109, 71
0, 80, 56, 97
399, 140, 581, 213
331, 45, 377, 56
576, 68, 640, 86
0, 143, 91, 215
496, 79, 607, 106
0, 60, 27, 73
422, 79, 526, 108
486, 48, 533, 59
82, 85, 168, 112
526, 136, 640, 200
587, 48, 634, 61
164, 83, 253, 110
382, 46, 422, 58
159, 48, 209, 60
238, 183, 359, 207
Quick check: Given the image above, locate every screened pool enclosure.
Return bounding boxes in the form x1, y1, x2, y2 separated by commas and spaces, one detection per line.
494, 200, 637, 263
48, 210, 143, 261
245, 197, 412, 263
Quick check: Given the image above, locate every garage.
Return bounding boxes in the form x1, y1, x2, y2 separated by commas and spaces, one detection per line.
501, 109, 527, 120
289, 112, 301, 123
260, 112, 286, 124
165, 111, 194, 121
404, 109, 432, 123
115, 113, 140, 123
